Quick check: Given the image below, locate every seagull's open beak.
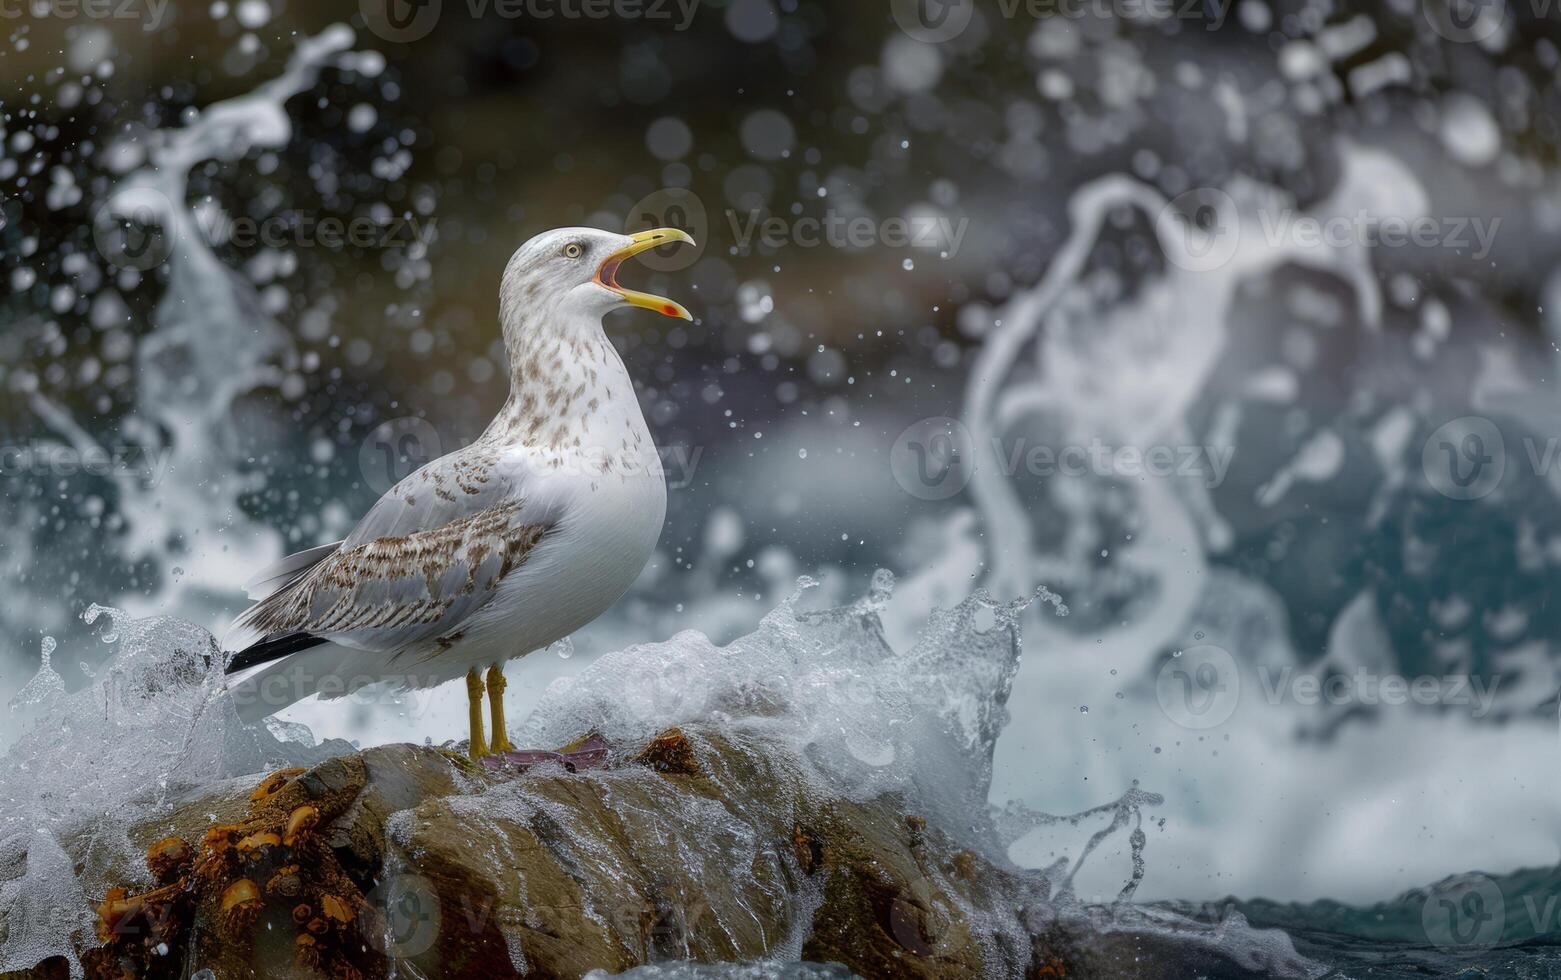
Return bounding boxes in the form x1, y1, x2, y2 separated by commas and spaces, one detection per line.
595, 228, 696, 320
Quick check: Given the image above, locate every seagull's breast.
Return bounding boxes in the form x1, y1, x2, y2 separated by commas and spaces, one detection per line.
461, 453, 667, 662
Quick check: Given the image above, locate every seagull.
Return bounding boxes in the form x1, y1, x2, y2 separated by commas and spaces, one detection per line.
222, 227, 695, 758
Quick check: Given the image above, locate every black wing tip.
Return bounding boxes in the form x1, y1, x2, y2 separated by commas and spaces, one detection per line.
225, 632, 329, 675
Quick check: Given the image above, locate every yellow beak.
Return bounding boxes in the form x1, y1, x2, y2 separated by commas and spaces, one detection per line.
595, 228, 696, 320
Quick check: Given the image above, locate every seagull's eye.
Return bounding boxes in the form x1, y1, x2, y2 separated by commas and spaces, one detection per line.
563, 242, 584, 259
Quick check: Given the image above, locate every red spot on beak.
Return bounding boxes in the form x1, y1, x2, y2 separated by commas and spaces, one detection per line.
662, 305, 678, 317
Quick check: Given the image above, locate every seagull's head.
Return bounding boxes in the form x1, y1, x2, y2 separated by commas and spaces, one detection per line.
500, 226, 696, 333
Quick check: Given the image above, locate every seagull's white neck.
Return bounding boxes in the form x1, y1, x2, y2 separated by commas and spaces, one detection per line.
482, 308, 656, 473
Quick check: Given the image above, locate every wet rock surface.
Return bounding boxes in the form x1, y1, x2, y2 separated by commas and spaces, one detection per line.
4, 728, 1309, 980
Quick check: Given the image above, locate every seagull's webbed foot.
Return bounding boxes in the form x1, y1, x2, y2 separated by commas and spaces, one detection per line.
465, 667, 489, 760
487, 665, 516, 755
480, 734, 611, 772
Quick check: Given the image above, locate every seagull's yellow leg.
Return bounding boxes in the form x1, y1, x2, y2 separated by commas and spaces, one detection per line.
466, 667, 489, 760
487, 666, 516, 755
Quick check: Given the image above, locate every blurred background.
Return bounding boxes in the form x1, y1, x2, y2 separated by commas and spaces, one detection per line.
3, 0, 1560, 914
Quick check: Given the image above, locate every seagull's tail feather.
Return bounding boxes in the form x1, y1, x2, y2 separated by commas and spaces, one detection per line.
226, 631, 328, 675
225, 640, 351, 724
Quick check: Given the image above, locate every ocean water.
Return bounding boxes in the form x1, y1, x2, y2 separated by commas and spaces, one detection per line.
3, 15, 1560, 979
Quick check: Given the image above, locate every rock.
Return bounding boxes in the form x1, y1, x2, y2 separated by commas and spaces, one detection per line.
23, 727, 1305, 979
386, 735, 798, 976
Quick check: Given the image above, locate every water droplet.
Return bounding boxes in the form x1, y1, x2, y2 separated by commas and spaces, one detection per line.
1078, 705, 1089, 714
901, 258, 915, 271
550, 636, 575, 660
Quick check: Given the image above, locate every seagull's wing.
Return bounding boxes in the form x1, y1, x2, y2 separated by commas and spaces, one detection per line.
224, 443, 560, 660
